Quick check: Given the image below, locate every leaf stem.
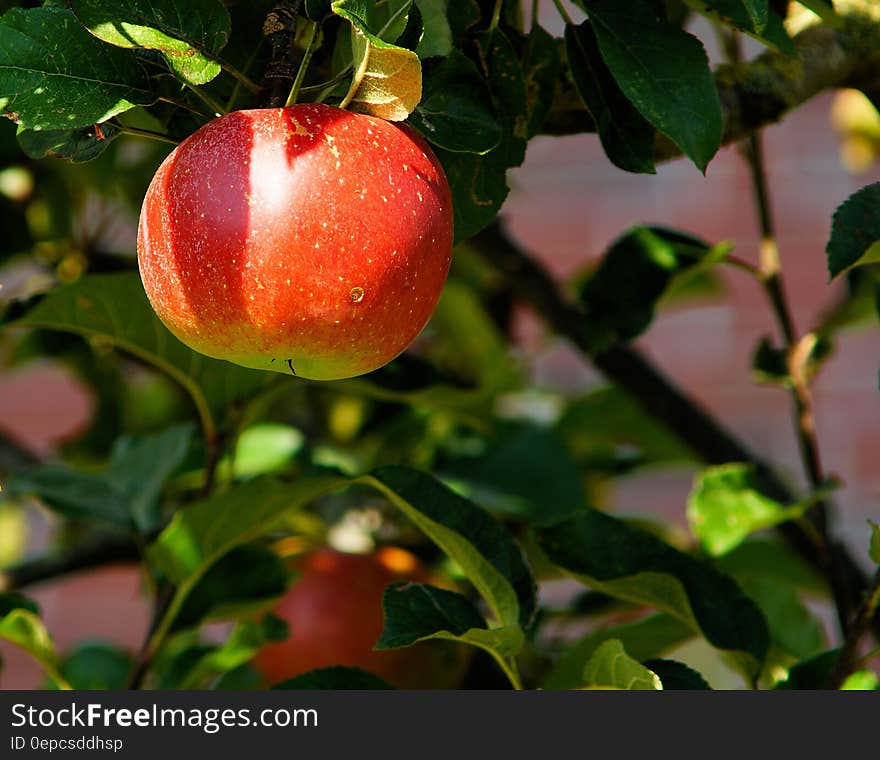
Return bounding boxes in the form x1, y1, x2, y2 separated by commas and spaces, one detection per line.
827, 568, 880, 687
220, 60, 262, 94
116, 125, 179, 146
285, 20, 319, 107
489, 0, 505, 32
490, 651, 524, 690
184, 83, 227, 116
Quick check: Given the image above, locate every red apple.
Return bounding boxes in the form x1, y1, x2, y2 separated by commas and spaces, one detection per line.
252, 547, 469, 689
137, 104, 454, 380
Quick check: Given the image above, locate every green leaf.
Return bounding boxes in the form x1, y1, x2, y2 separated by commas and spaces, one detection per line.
687, 463, 834, 557
441, 421, 587, 526
365, 466, 535, 629
414, 0, 452, 59
543, 613, 693, 689
71, 0, 231, 86
582, 639, 662, 690
826, 183, 880, 279
565, 22, 655, 174
149, 475, 343, 588
408, 51, 501, 154
522, 24, 560, 139
333, 0, 422, 121
59, 642, 133, 690
435, 146, 510, 243
774, 648, 838, 689
479, 28, 528, 168
737, 577, 824, 660
580, 0, 723, 172
642, 658, 712, 689
378, 582, 488, 648
8, 423, 193, 532
172, 545, 291, 632
537, 509, 770, 675
377, 580, 523, 660
715, 539, 826, 593
0, 7, 153, 130
683, 1, 795, 54
0, 593, 38, 619
0, 607, 68, 689
556, 385, 696, 471
578, 226, 730, 352
840, 670, 879, 690
4, 272, 270, 435
869, 520, 880, 565
272, 666, 394, 689
794, 0, 840, 25
230, 424, 305, 478
16, 123, 121, 163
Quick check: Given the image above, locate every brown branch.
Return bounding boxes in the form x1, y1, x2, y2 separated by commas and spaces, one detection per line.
0, 534, 140, 593
828, 568, 880, 688
470, 221, 874, 630
541, 7, 880, 162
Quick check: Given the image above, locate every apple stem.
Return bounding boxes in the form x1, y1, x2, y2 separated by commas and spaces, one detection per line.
285, 20, 320, 107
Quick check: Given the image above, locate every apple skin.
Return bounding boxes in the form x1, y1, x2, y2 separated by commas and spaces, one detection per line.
252, 548, 469, 689
137, 103, 454, 380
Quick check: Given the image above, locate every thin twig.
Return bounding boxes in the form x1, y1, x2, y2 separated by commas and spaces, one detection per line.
828, 568, 880, 687
262, 1, 304, 108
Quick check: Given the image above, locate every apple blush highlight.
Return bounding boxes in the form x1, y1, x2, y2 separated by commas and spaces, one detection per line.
137, 103, 454, 380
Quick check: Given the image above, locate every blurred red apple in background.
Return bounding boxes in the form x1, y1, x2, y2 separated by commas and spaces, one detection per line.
253, 547, 468, 689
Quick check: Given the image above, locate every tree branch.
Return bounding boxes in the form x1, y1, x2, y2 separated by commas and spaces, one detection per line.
0, 534, 140, 593
470, 221, 875, 633
828, 568, 880, 688
541, 5, 880, 162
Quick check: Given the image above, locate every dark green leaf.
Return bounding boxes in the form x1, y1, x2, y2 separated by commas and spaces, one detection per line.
479, 28, 528, 168
715, 539, 826, 593
543, 613, 693, 689
642, 658, 712, 689
0, 593, 38, 618
683, 1, 795, 54
5, 272, 270, 432
366, 466, 536, 629
414, 0, 452, 58
774, 648, 838, 689
16, 123, 121, 163
377, 581, 489, 648
565, 22, 655, 174
580, 0, 723, 172
583, 639, 662, 689
0, 7, 153, 130
172, 545, 291, 632
59, 642, 132, 690
578, 226, 729, 352
71, 0, 231, 86
537, 509, 770, 675
441, 421, 587, 525
435, 146, 510, 243
408, 51, 502, 154
522, 24, 560, 139
826, 183, 880, 279
272, 666, 394, 689
8, 423, 193, 532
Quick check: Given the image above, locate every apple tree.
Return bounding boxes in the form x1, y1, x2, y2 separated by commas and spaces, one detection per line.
0, 0, 879, 690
